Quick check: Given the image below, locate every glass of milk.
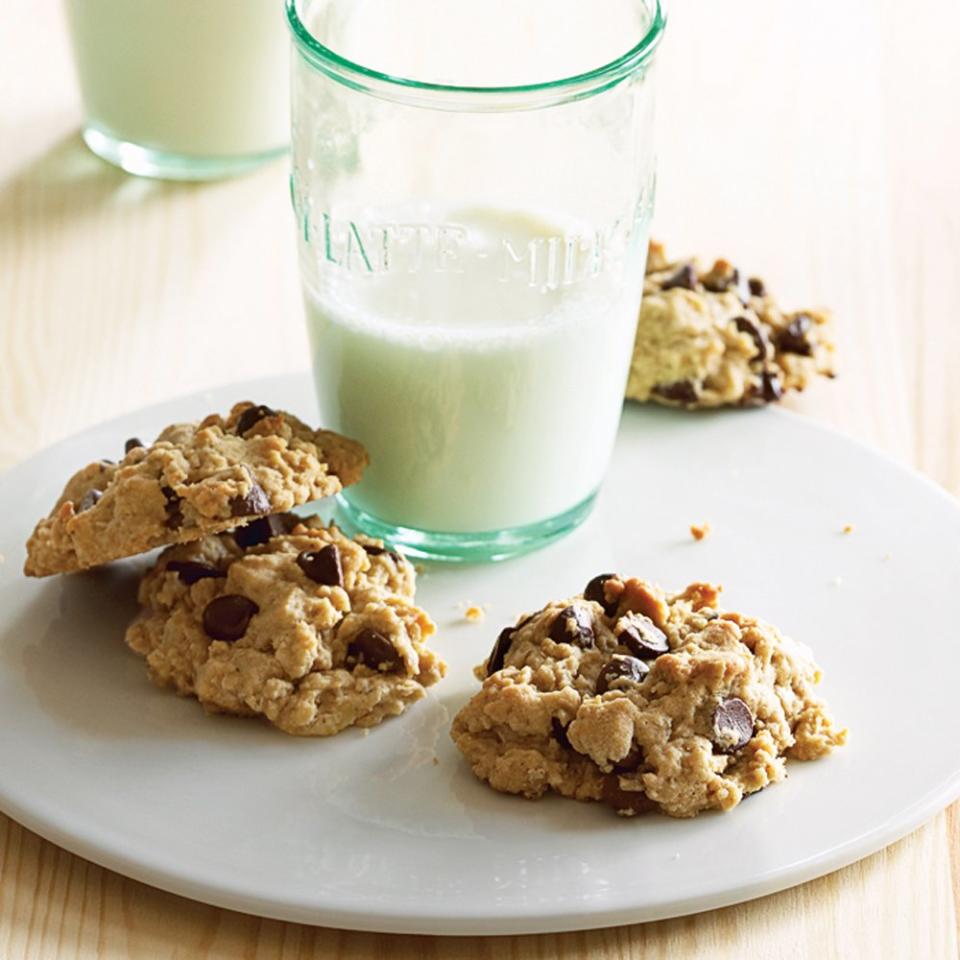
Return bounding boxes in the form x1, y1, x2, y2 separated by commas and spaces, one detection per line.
288, 0, 665, 561
64, 0, 290, 180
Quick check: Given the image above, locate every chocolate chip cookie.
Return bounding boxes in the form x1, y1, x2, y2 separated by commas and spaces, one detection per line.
626, 241, 836, 408
451, 576, 845, 817
24, 402, 368, 577
126, 516, 444, 736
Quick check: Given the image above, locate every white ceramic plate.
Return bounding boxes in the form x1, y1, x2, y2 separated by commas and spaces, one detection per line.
1, 375, 959, 935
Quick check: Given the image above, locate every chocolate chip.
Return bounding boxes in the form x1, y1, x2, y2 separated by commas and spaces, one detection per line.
613, 744, 646, 774
584, 574, 619, 617
741, 368, 784, 408
346, 628, 402, 673
551, 718, 572, 750
363, 543, 405, 564
296, 544, 343, 586
601, 778, 655, 815
166, 560, 225, 585
777, 314, 813, 356
733, 316, 769, 360
202, 595, 258, 641
485, 613, 542, 676
616, 613, 669, 660
548, 605, 595, 648
233, 513, 296, 549
652, 380, 699, 405
712, 697, 755, 753
660, 263, 697, 291
235, 404, 277, 436
486, 627, 515, 676
77, 489, 102, 512
595, 654, 649, 695
748, 277, 766, 297
124, 437, 144, 454
161, 485, 183, 529
230, 479, 271, 517
759, 369, 783, 403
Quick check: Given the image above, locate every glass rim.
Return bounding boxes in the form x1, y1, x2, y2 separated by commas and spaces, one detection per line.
285, 0, 665, 110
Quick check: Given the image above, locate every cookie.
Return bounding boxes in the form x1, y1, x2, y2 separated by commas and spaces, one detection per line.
626, 241, 836, 408
125, 516, 444, 736
451, 576, 845, 818
24, 402, 368, 577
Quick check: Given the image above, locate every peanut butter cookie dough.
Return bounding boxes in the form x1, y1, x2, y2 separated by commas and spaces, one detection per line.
626, 242, 836, 408
24, 402, 367, 576
452, 575, 845, 818
126, 516, 444, 736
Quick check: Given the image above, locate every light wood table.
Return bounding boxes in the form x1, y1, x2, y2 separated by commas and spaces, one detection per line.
2, 1, 959, 957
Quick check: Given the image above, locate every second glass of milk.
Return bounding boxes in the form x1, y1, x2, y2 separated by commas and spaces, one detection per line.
64, 0, 290, 180
288, 0, 665, 561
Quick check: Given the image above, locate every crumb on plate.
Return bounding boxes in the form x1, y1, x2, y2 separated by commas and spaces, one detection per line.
464, 605, 486, 623
690, 523, 711, 542
841, 523, 854, 535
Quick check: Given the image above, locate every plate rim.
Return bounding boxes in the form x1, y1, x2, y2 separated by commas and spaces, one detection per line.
1, 768, 959, 935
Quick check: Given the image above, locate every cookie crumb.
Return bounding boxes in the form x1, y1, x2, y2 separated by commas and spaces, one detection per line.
841, 524, 854, 535
432, 756, 440, 766
690, 523, 711, 542
464, 605, 486, 623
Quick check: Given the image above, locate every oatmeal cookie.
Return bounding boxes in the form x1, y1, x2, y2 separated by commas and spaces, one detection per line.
24, 402, 367, 577
626, 241, 836, 408
125, 516, 444, 736
451, 575, 845, 818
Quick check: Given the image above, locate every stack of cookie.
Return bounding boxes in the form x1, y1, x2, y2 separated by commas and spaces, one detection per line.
24, 401, 446, 736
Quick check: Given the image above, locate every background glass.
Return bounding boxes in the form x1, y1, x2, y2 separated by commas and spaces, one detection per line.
289, 0, 665, 561
65, 0, 290, 180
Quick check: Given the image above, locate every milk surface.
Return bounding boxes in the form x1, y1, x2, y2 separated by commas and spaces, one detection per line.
65, 0, 289, 157
306, 209, 649, 532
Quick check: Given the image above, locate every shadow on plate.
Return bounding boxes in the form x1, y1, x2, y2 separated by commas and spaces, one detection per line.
0, 561, 220, 740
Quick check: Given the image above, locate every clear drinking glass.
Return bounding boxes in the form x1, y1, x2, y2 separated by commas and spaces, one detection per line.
288, 0, 665, 561
64, 0, 290, 180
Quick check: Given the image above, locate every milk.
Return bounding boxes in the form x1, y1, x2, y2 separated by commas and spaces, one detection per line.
65, 0, 289, 159
305, 208, 649, 533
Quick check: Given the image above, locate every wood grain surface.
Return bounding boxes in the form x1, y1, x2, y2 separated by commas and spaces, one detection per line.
2, 1, 958, 957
